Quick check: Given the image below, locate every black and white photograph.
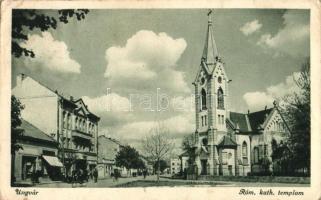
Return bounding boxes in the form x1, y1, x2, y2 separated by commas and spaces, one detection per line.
1, 1, 320, 199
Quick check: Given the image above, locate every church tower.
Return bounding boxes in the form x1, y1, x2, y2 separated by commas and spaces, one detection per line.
193, 10, 230, 175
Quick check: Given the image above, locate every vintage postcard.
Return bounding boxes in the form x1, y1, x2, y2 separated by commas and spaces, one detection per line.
0, 0, 320, 200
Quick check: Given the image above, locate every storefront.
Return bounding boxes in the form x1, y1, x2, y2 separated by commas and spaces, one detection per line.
13, 120, 61, 183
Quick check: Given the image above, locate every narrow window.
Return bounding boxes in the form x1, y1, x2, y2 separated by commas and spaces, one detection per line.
222, 115, 224, 125
201, 89, 207, 110
218, 115, 221, 124
254, 147, 259, 164
217, 88, 224, 109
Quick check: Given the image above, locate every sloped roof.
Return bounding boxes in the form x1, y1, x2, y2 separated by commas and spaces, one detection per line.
19, 120, 56, 143
248, 108, 273, 131
218, 136, 237, 148
229, 112, 250, 132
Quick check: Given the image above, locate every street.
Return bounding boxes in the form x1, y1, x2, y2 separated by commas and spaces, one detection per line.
31, 175, 309, 188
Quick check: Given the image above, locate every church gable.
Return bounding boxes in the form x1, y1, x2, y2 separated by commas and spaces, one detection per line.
194, 62, 211, 84
264, 108, 289, 133
212, 62, 229, 82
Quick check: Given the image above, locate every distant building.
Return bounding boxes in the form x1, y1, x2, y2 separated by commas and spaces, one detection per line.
12, 74, 100, 178
97, 135, 123, 178
170, 158, 181, 175
13, 119, 62, 182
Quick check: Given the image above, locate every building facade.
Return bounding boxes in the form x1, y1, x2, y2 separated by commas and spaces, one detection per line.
97, 135, 123, 178
190, 11, 289, 176
13, 120, 62, 182
12, 74, 100, 178
170, 158, 181, 175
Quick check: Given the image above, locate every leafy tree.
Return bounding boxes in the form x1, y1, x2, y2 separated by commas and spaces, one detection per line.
279, 58, 310, 175
12, 9, 89, 58
11, 95, 24, 153
142, 122, 175, 181
115, 145, 142, 171
11, 95, 24, 184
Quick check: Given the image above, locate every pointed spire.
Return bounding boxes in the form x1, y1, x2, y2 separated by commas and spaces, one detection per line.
202, 9, 220, 66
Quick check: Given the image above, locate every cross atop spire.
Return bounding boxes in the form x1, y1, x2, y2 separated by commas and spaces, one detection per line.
202, 9, 220, 67
207, 9, 213, 24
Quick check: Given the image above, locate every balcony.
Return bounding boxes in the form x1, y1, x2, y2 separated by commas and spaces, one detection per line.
71, 128, 93, 140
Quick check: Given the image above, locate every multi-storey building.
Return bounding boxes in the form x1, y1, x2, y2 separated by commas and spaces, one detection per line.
12, 74, 100, 177
170, 158, 181, 175
97, 135, 123, 178
190, 11, 289, 176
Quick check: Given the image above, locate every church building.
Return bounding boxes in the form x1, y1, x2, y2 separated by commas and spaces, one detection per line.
191, 11, 290, 176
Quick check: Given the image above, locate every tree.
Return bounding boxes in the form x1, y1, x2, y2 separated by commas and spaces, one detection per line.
181, 133, 195, 165
12, 9, 89, 58
153, 160, 168, 174
115, 145, 142, 173
142, 122, 175, 181
280, 58, 310, 175
11, 95, 24, 184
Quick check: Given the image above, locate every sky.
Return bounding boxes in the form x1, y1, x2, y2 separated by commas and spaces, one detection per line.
12, 9, 310, 154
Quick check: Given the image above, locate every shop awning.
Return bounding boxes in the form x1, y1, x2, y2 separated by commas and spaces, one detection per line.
42, 155, 64, 167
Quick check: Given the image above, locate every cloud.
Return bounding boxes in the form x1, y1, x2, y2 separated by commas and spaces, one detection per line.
243, 72, 300, 111
104, 30, 189, 93
116, 112, 195, 141
82, 93, 131, 113
257, 10, 309, 57
240, 19, 262, 36
20, 32, 81, 73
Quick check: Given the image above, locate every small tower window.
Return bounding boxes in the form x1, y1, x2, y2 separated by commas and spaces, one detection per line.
217, 88, 224, 109
201, 89, 207, 110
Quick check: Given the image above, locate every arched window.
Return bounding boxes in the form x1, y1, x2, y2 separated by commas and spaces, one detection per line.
217, 88, 224, 109
201, 89, 207, 110
242, 141, 248, 164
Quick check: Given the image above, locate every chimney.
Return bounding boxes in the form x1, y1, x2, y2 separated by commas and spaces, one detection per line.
70, 96, 74, 101
265, 105, 267, 110
16, 73, 26, 86
247, 110, 250, 114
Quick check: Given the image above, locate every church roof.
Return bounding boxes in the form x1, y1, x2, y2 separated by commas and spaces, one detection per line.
228, 108, 274, 133
247, 108, 273, 131
229, 112, 251, 132
218, 136, 237, 148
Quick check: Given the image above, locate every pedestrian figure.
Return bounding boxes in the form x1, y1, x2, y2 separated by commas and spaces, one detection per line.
143, 169, 147, 179
114, 169, 119, 182
79, 169, 84, 185
93, 167, 98, 183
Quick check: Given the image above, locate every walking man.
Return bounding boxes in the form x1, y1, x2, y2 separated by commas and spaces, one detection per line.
93, 167, 98, 183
